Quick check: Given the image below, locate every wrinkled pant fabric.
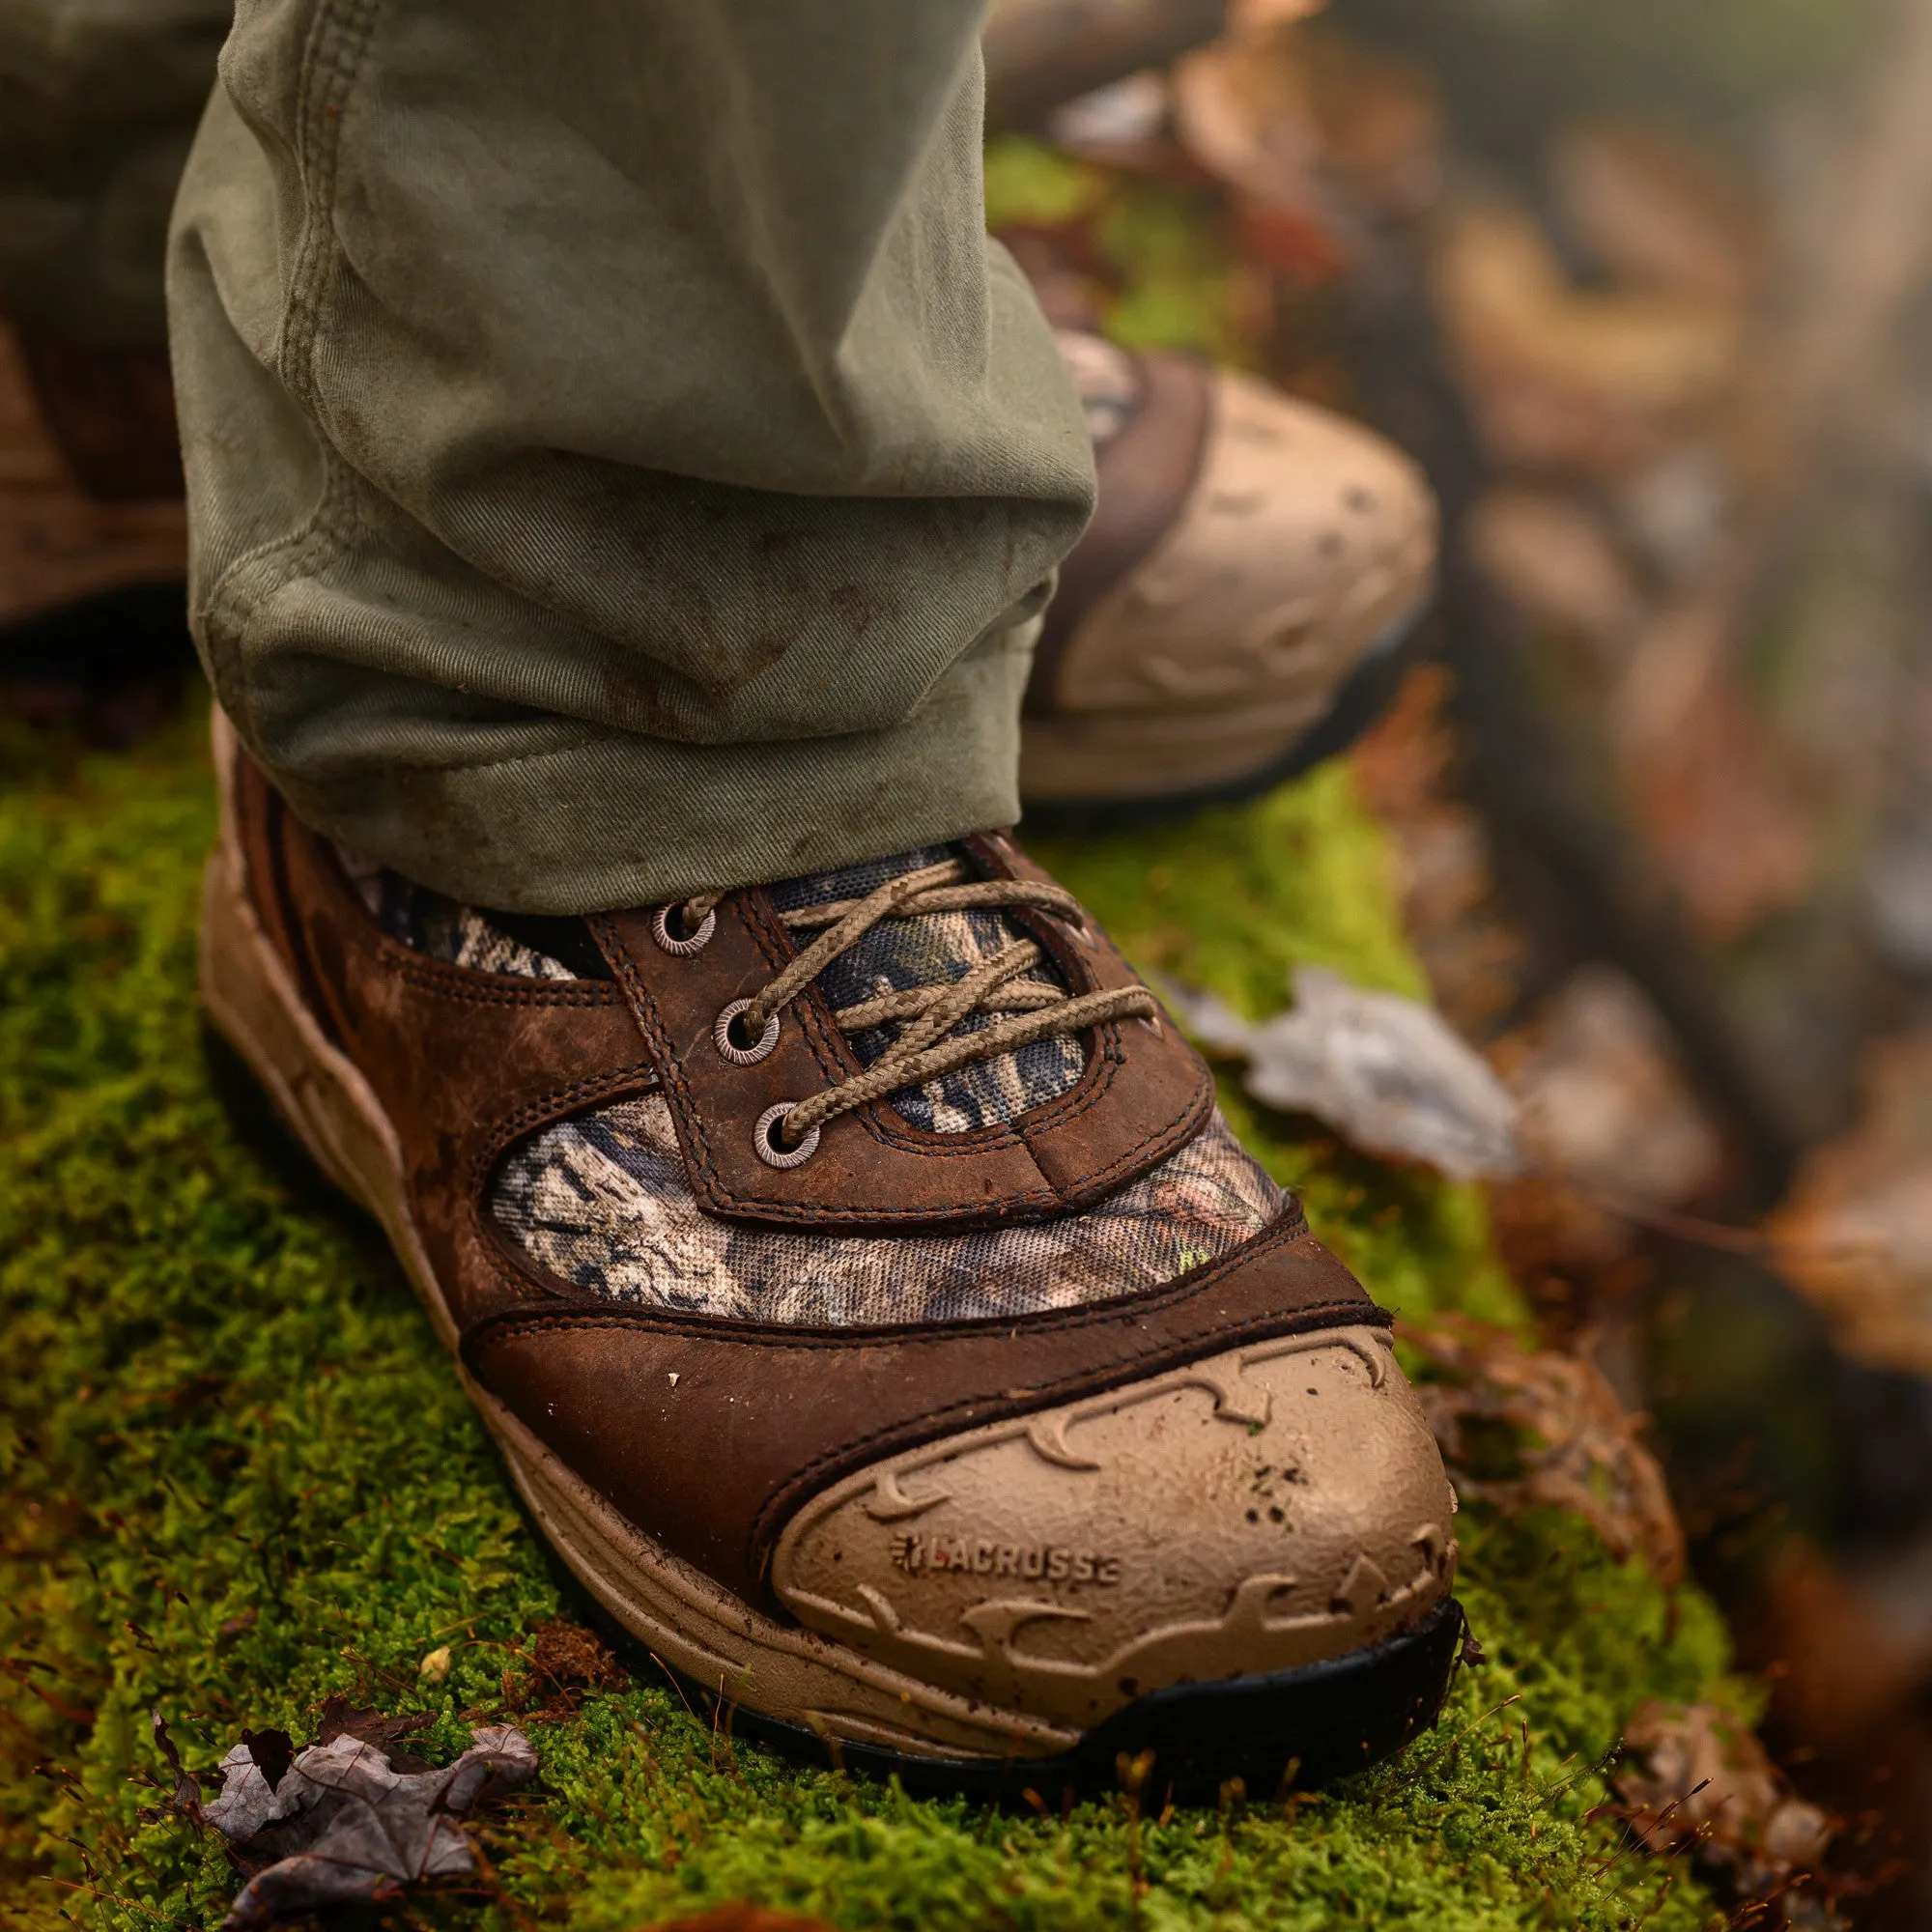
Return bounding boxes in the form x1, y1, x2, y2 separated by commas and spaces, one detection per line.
157, 0, 1094, 911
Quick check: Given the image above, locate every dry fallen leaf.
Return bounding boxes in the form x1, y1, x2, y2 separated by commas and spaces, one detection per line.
1435, 203, 1741, 478
1614, 647, 1815, 945
1772, 1030, 1932, 1377
1173, 26, 1324, 216
1614, 1701, 1836, 1921
1161, 964, 1523, 1180
146, 1712, 208, 1832
1407, 1314, 1687, 1585
202, 1719, 536, 1927
1465, 488, 1645, 662
1549, 122, 1763, 309
1348, 665, 1526, 1036
1505, 966, 1724, 1211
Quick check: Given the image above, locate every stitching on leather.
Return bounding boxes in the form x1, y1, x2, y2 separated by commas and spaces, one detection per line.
463, 1223, 1376, 1575
591, 912, 724, 1182
1039, 1061, 1214, 1206
594, 904, 1061, 1217
468, 1274, 1376, 1577
467, 1060, 663, 1203
738, 892, 860, 1094
389, 952, 621, 1008
451, 1060, 665, 1322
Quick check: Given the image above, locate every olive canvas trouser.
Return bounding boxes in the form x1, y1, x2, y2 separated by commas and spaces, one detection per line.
4, 1, 1095, 910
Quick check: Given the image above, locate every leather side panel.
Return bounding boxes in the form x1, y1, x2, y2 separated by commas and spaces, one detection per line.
464, 1210, 1384, 1606
251, 760, 661, 1330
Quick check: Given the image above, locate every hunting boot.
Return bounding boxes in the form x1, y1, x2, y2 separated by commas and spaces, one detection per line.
200, 709, 1463, 1799
1022, 329, 1436, 814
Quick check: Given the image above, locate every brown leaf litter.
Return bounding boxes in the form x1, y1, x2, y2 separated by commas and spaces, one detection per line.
1488, 964, 1729, 1292
1613, 1700, 1837, 1926
1347, 664, 1526, 1038
1407, 1313, 1687, 1586
642, 1913, 838, 1932
1771, 1029, 1932, 1378
497, 1616, 629, 1721
152, 1702, 535, 1927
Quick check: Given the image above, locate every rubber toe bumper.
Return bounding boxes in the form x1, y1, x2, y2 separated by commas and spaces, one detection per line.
774, 1324, 1459, 1732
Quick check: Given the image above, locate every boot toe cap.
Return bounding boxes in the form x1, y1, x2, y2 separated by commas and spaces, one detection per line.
1055, 369, 1437, 722
772, 1322, 1458, 1730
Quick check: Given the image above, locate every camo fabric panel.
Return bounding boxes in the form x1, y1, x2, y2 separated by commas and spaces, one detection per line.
765, 846, 1087, 1133
489, 1094, 1283, 1325
338, 849, 573, 981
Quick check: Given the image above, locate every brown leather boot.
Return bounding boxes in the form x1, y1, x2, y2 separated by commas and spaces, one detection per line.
201, 713, 1461, 1796
1022, 331, 1437, 814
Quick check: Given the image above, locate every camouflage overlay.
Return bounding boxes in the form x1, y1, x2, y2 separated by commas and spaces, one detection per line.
490, 1094, 1283, 1325
340, 842, 1271, 1324
338, 850, 573, 981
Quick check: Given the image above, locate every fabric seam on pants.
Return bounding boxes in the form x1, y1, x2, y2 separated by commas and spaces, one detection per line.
204, 0, 385, 743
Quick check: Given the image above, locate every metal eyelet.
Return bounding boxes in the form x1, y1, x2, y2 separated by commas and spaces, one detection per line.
652, 903, 717, 955
753, 1101, 821, 1169
1139, 1010, 1163, 1036
714, 999, 781, 1065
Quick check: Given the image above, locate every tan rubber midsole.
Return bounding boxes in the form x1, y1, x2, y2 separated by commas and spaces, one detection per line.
197, 714, 1076, 1763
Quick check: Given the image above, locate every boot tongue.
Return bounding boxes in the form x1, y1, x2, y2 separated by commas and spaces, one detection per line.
766, 845, 1086, 1134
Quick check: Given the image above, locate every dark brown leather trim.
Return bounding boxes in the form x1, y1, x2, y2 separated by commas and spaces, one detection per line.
1029, 351, 1215, 714
586, 830, 1213, 1233
462, 1207, 1385, 1605
234, 749, 663, 1330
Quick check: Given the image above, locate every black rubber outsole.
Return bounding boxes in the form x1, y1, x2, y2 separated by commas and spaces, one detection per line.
668, 1595, 1466, 1808
1021, 602, 1429, 836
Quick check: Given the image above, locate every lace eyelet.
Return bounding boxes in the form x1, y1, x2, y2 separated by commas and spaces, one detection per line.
653, 903, 717, 955
1139, 1010, 1163, 1036
753, 1101, 821, 1169
714, 999, 781, 1065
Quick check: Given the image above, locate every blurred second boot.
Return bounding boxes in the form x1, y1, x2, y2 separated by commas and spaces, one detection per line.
1021, 330, 1438, 813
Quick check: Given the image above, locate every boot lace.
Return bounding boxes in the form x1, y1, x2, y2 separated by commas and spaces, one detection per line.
660, 858, 1159, 1163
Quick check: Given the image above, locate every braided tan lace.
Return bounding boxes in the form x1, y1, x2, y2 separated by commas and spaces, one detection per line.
677, 859, 1158, 1151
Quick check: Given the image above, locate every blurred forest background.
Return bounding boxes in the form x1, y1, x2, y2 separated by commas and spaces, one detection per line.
978, 0, 1932, 1922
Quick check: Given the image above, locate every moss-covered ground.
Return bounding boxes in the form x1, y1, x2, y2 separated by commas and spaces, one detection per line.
2, 704, 1744, 1928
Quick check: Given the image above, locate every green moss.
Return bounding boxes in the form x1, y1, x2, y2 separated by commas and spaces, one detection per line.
983, 139, 1113, 231
985, 135, 1255, 365
1035, 767, 1524, 1333
3, 707, 1733, 1928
